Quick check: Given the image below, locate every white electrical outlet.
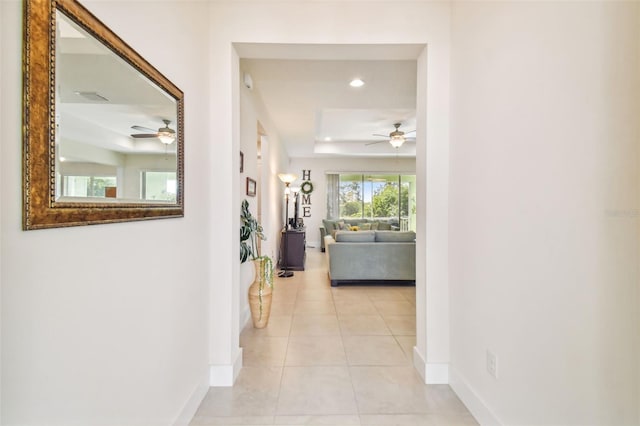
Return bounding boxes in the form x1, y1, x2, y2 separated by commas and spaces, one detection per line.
486, 350, 498, 378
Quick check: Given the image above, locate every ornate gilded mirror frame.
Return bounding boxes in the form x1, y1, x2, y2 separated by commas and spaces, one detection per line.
23, 0, 184, 230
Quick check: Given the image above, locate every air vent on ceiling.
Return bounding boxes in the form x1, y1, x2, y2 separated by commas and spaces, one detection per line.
74, 91, 109, 102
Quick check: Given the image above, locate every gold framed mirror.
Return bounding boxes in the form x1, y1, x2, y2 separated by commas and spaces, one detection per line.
23, 0, 184, 230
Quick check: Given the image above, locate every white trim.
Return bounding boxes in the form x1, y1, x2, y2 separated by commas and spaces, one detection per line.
172, 369, 209, 426
449, 367, 503, 426
209, 348, 243, 387
425, 363, 449, 384
413, 346, 426, 382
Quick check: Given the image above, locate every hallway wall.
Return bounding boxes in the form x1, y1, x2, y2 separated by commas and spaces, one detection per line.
1, 1, 210, 424
238, 70, 289, 329
449, 2, 640, 424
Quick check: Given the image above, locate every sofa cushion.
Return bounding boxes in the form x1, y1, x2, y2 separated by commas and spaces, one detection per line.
335, 230, 376, 242
375, 231, 416, 242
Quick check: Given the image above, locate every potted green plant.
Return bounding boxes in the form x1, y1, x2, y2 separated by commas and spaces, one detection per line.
240, 199, 274, 328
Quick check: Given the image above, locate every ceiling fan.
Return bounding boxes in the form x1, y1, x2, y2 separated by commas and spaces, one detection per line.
366, 122, 415, 148
130, 119, 176, 144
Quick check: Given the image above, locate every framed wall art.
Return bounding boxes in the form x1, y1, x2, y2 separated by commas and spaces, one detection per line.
246, 177, 256, 197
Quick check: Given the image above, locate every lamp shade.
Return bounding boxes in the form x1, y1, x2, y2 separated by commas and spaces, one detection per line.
389, 135, 405, 148
158, 132, 176, 144
278, 173, 297, 184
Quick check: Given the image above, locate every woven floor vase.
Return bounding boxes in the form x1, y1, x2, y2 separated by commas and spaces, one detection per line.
248, 259, 273, 328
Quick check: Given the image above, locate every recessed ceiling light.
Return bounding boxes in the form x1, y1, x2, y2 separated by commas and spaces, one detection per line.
324, 137, 332, 141
349, 78, 365, 88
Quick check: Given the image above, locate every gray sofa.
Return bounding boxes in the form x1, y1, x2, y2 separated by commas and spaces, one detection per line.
320, 218, 399, 252
324, 230, 416, 287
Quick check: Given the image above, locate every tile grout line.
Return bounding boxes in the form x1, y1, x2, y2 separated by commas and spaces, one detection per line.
272, 271, 298, 422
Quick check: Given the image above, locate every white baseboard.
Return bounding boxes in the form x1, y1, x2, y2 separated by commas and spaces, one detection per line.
426, 362, 449, 384
449, 367, 502, 426
173, 369, 209, 426
209, 348, 243, 387
413, 346, 450, 384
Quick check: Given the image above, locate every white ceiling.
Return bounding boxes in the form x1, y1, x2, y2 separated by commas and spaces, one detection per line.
238, 44, 421, 158
58, 11, 177, 158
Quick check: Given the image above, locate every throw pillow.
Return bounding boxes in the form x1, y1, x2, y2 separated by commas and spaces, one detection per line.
337, 220, 347, 230
377, 222, 392, 231
359, 223, 371, 230
370, 221, 379, 230
322, 219, 336, 232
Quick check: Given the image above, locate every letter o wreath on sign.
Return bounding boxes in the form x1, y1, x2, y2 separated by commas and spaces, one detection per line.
301, 181, 313, 194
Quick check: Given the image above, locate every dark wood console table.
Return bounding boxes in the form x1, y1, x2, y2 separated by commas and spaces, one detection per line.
279, 228, 306, 271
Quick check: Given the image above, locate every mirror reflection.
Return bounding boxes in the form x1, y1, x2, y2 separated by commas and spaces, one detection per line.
55, 11, 178, 203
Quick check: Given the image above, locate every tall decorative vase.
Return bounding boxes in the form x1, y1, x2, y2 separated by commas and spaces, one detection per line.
248, 258, 273, 328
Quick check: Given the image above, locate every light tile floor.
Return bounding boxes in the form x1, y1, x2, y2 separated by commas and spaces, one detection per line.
191, 249, 478, 426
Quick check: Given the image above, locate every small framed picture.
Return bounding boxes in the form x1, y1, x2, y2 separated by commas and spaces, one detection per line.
240, 151, 244, 173
246, 177, 256, 197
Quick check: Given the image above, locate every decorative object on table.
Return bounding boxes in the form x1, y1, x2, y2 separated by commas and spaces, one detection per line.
246, 177, 256, 197
240, 199, 274, 328
291, 186, 301, 229
240, 151, 244, 173
277, 173, 298, 278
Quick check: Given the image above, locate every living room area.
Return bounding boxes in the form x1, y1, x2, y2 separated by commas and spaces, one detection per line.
237, 46, 424, 325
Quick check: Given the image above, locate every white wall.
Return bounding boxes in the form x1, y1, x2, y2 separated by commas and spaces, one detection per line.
449, 2, 640, 425
1, 1, 210, 424
239, 70, 289, 329
288, 157, 416, 247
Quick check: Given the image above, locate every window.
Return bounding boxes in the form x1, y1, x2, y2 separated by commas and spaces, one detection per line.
141, 171, 177, 202
328, 173, 416, 231
62, 175, 117, 198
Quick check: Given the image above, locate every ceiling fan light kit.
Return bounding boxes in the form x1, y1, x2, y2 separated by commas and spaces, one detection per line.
158, 132, 175, 144
389, 135, 405, 148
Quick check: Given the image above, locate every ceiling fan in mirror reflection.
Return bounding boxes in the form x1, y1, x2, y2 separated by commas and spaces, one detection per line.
130, 119, 176, 144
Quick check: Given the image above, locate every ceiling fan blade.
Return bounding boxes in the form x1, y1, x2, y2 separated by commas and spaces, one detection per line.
365, 140, 388, 146
130, 133, 158, 139
131, 125, 158, 133
372, 133, 389, 138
